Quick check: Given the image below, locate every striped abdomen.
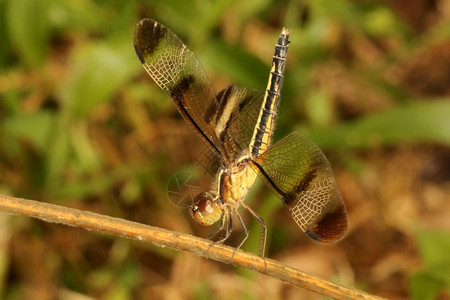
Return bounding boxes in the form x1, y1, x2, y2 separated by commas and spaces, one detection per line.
250, 28, 290, 158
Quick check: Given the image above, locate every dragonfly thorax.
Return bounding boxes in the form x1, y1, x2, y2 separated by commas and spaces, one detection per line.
135, 19, 348, 249
219, 163, 257, 206
190, 162, 257, 227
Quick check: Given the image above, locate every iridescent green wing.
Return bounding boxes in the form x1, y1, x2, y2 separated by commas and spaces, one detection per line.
251, 131, 348, 242
134, 18, 223, 158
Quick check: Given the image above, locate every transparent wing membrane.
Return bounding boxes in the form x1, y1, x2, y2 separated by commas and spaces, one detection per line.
134, 19, 223, 158
251, 132, 348, 242
134, 19, 347, 252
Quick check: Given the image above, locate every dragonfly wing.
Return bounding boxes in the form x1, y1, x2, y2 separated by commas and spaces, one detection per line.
251, 131, 348, 242
134, 18, 223, 158
212, 86, 266, 161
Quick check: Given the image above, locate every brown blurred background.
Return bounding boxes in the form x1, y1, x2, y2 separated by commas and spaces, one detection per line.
0, 0, 449, 299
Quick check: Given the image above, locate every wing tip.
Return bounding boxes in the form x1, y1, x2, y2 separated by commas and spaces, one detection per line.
134, 44, 145, 64
306, 202, 348, 243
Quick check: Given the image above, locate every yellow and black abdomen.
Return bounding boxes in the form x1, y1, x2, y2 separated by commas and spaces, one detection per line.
250, 28, 290, 158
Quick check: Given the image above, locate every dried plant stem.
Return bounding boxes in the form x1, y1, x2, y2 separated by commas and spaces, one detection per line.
0, 194, 384, 300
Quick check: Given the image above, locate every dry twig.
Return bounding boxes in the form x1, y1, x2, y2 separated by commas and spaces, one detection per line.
0, 194, 384, 300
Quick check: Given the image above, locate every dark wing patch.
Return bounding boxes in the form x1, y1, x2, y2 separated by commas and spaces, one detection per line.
251, 131, 348, 243
134, 18, 223, 159
212, 86, 266, 161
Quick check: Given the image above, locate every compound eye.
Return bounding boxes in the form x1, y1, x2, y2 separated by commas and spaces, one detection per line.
190, 192, 222, 226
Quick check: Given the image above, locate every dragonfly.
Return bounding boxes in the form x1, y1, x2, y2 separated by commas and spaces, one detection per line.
134, 18, 348, 257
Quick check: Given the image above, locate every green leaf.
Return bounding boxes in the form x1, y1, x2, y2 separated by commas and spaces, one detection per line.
308, 99, 450, 150
204, 38, 268, 89
429, 261, 450, 284
0, 0, 12, 66
409, 229, 450, 300
415, 229, 450, 267
44, 114, 71, 185
409, 271, 443, 300
58, 40, 140, 117
363, 6, 398, 37
304, 89, 334, 128
1, 111, 55, 154
310, 0, 358, 26
6, 0, 51, 67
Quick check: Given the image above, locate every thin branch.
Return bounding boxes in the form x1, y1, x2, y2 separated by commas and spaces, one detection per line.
0, 194, 384, 300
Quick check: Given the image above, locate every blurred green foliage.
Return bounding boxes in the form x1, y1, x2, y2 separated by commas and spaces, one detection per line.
310, 99, 450, 150
0, 0, 449, 298
410, 229, 450, 300
5, 0, 51, 67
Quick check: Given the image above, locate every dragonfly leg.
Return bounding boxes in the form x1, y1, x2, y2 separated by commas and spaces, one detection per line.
205, 207, 233, 255
229, 209, 249, 263
241, 202, 267, 257
241, 202, 268, 273
207, 209, 228, 240
212, 209, 233, 244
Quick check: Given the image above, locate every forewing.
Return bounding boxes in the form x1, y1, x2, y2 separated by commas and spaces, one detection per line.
212, 86, 265, 161
134, 18, 223, 158
251, 131, 348, 242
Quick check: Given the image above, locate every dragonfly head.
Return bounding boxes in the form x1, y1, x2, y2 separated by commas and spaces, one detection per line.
190, 192, 222, 226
